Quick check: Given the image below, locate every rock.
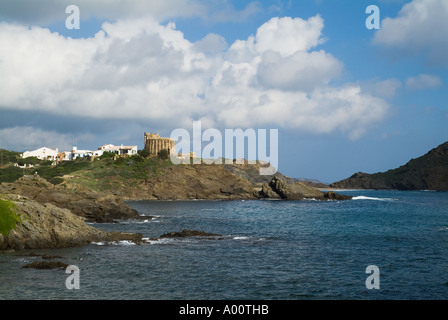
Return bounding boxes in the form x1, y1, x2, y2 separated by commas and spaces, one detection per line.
0, 194, 144, 251
258, 176, 351, 201
260, 183, 282, 199
323, 191, 352, 201
22, 261, 69, 269
0, 175, 140, 222
160, 229, 222, 238
259, 176, 321, 200
147, 165, 257, 200
106, 231, 144, 244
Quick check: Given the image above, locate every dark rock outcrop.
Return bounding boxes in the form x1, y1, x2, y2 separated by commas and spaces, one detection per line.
0, 194, 143, 251
160, 229, 222, 238
22, 261, 69, 270
323, 191, 352, 201
0, 175, 141, 222
258, 176, 351, 201
331, 141, 448, 191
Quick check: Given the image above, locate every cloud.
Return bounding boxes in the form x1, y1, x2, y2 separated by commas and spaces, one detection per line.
0, 126, 94, 152
361, 78, 402, 99
0, 0, 207, 25
254, 15, 325, 56
405, 74, 442, 91
0, 15, 390, 144
205, 1, 262, 23
372, 0, 448, 65
194, 33, 228, 54
0, 0, 263, 26
256, 50, 343, 91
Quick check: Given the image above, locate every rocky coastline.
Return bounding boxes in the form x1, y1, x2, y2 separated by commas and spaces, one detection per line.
0, 175, 142, 223
0, 193, 144, 251
0, 166, 352, 252
331, 141, 448, 191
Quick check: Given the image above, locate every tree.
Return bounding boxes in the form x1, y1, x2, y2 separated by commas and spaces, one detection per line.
158, 149, 169, 160
138, 149, 150, 158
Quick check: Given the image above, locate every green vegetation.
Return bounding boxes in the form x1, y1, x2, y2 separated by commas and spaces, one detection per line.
34, 158, 93, 185
99, 151, 116, 159
0, 149, 20, 165
0, 166, 24, 183
138, 149, 150, 158
0, 148, 174, 191
16, 156, 43, 166
0, 144, 175, 190
157, 149, 169, 160
0, 198, 21, 236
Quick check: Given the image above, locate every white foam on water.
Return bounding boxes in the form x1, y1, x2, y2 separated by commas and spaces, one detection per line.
144, 238, 177, 245
91, 241, 106, 246
91, 240, 136, 246
233, 236, 250, 240
352, 196, 398, 201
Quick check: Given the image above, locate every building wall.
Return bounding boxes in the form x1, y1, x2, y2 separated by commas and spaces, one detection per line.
22, 147, 59, 160
144, 132, 175, 155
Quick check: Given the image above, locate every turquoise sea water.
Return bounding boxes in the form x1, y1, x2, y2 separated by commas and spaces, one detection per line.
1, 190, 447, 300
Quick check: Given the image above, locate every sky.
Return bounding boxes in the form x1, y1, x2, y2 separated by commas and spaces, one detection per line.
0, 0, 447, 183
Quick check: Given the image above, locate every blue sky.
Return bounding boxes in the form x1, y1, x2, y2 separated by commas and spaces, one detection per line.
0, 0, 447, 183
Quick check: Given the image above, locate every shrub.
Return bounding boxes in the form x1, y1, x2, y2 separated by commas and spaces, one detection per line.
100, 151, 116, 159
18, 157, 42, 166
138, 149, 150, 158
0, 166, 23, 183
0, 199, 21, 236
158, 149, 169, 160
129, 154, 144, 163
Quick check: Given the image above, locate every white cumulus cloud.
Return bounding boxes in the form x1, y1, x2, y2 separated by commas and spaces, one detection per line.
0, 126, 94, 152
373, 0, 448, 65
0, 15, 390, 142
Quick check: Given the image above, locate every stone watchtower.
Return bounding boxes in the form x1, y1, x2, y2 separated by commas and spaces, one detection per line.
144, 132, 176, 156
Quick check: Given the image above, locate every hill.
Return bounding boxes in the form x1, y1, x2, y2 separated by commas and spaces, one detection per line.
0, 151, 351, 201
331, 141, 448, 191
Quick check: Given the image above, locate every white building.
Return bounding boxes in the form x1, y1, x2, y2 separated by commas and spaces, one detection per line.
21, 147, 59, 161
88, 149, 104, 157
66, 147, 92, 161
98, 144, 137, 156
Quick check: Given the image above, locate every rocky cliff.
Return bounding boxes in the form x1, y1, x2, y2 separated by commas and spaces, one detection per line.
331, 141, 448, 191
0, 193, 143, 251
0, 175, 140, 223
56, 161, 350, 201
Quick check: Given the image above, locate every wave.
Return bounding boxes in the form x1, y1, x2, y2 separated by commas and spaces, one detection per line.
303, 198, 318, 201
144, 238, 176, 245
352, 196, 398, 201
233, 236, 250, 240
91, 240, 136, 246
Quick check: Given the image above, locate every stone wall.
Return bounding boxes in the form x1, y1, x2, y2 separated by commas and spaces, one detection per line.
144, 132, 176, 155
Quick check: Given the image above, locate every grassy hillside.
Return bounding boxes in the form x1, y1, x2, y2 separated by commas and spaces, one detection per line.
0, 149, 20, 164
0, 151, 174, 190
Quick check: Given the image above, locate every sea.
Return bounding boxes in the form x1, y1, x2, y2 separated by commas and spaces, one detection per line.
1, 189, 448, 301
